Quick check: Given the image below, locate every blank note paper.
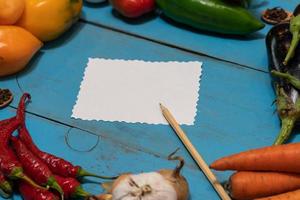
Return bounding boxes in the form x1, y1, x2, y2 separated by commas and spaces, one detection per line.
72, 58, 202, 125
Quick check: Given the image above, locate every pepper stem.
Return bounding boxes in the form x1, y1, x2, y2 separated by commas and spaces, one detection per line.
273, 86, 300, 145
271, 70, 300, 89
0, 181, 13, 196
72, 186, 90, 199
11, 168, 46, 190
284, 15, 300, 65
77, 168, 118, 180
47, 176, 64, 200
273, 117, 296, 145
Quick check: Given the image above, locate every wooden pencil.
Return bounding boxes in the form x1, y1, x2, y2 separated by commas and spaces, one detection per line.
160, 103, 231, 200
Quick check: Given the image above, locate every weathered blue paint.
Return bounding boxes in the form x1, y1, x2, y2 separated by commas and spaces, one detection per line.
11, 23, 286, 159
82, 0, 298, 71
0, 108, 218, 199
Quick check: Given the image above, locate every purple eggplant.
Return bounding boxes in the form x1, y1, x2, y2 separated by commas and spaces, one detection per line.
266, 5, 300, 145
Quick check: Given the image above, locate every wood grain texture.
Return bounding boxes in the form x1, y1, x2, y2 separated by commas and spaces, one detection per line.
0, 108, 219, 199
0, 16, 298, 199
81, 0, 298, 71
5, 22, 289, 158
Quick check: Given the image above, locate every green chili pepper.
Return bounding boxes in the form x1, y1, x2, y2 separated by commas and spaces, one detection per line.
156, 0, 264, 35
284, 14, 300, 65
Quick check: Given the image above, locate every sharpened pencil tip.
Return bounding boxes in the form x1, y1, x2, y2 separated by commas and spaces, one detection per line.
159, 103, 168, 113
159, 103, 164, 110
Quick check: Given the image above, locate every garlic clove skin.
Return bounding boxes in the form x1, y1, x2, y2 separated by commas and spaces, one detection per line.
94, 194, 113, 200
111, 172, 178, 200
158, 169, 189, 200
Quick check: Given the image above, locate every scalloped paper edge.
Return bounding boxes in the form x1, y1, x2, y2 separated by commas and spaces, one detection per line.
72, 58, 202, 125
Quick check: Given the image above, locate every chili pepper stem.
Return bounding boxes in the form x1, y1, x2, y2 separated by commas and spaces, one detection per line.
274, 117, 296, 145
284, 15, 300, 65
271, 70, 300, 89
72, 186, 90, 199
77, 168, 119, 180
10, 168, 46, 190
0, 181, 12, 195
47, 176, 64, 200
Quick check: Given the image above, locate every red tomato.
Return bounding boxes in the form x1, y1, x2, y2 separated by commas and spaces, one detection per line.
110, 0, 155, 18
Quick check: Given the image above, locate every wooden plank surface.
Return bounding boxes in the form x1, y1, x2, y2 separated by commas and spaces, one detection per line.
2, 21, 297, 199
0, 108, 217, 199
1, 2, 299, 198
81, 0, 298, 71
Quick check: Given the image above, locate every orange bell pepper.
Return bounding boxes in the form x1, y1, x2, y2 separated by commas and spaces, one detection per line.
0, 26, 43, 77
17, 0, 83, 42
0, 0, 25, 25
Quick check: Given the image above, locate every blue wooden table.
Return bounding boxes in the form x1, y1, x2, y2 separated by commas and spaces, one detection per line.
1, 1, 299, 199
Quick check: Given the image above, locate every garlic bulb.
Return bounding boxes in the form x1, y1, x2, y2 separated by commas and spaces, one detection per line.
111, 172, 178, 200
95, 150, 189, 200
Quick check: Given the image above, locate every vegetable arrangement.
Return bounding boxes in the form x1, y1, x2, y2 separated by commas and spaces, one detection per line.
210, 142, 300, 199
0, 93, 118, 199
266, 5, 300, 145
0, 0, 83, 77
107, 0, 264, 35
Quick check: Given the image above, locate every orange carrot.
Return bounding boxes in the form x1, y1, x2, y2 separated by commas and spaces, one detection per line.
255, 189, 300, 200
210, 142, 300, 172
229, 171, 300, 200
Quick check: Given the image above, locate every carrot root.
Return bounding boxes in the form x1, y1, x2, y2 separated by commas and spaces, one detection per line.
255, 189, 300, 200
229, 171, 300, 200
210, 142, 300, 173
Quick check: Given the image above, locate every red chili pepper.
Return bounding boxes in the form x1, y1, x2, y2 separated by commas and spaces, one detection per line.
19, 181, 59, 200
11, 137, 64, 198
17, 93, 117, 180
0, 170, 13, 198
0, 115, 42, 189
0, 117, 16, 127
54, 175, 90, 199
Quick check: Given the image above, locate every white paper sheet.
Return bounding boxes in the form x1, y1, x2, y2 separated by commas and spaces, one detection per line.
72, 58, 202, 125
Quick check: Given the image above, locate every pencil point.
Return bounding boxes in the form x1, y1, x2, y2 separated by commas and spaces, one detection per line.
159, 103, 165, 111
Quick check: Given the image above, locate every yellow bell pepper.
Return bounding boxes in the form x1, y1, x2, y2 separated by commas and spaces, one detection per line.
0, 0, 25, 25
16, 0, 83, 42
